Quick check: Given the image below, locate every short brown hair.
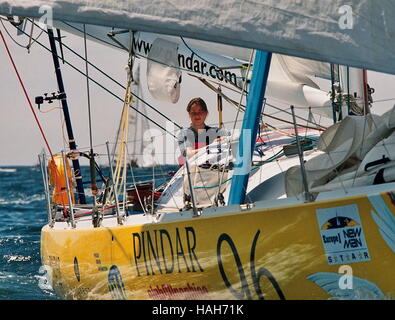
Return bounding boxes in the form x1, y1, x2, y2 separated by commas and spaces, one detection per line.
187, 97, 208, 113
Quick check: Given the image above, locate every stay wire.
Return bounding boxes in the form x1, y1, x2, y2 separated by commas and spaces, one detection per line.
11, 21, 177, 139
83, 24, 94, 152
0, 27, 69, 216
212, 49, 255, 206
0, 28, 54, 160
0, 18, 44, 51
180, 36, 220, 70
24, 19, 181, 131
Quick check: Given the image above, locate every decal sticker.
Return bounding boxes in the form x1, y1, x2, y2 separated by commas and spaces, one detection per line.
316, 204, 371, 265
108, 265, 127, 300
368, 194, 395, 253
307, 272, 386, 300
147, 283, 209, 299
74, 256, 80, 282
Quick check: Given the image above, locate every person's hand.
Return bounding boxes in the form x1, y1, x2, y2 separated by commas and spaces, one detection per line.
186, 148, 199, 158
214, 136, 226, 142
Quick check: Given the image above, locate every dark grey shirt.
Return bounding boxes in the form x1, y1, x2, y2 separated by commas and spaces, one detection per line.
177, 125, 230, 157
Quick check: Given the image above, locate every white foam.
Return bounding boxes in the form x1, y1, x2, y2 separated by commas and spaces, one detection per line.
0, 168, 16, 173
0, 194, 45, 205
3, 255, 32, 263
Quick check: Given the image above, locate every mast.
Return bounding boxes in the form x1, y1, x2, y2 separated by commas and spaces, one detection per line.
362, 69, 371, 115
228, 50, 272, 205
217, 86, 223, 128
47, 28, 86, 204
330, 63, 338, 123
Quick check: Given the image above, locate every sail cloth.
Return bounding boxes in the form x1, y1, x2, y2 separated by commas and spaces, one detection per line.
2, 1, 395, 75
146, 38, 181, 103
51, 21, 335, 87
20, 17, 339, 116
285, 106, 395, 197
53, 21, 336, 114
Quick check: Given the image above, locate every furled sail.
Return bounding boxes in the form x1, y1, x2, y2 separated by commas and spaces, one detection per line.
113, 62, 152, 168
2, 1, 395, 75
285, 106, 395, 198
128, 63, 152, 167
146, 38, 181, 103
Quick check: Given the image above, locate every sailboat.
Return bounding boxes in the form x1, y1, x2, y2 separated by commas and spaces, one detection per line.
1, 2, 394, 300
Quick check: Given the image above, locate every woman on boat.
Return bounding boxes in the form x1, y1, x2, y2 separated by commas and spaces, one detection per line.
177, 97, 230, 164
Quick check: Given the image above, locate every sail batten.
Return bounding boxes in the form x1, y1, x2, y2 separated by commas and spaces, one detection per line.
2, 1, 395, 75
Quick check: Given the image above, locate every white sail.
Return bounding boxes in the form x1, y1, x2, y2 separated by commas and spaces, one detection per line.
130, 64, 154, 167
2, 1, 395, 75
339, 66, 366, 110
50, 21, 334, 86
122, 62, 153, 167
44, 21, 337, 118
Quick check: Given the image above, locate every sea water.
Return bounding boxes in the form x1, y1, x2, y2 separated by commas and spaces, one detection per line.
0, 165, 178, 300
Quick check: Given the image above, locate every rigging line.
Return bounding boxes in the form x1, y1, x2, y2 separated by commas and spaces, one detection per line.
46, 26, 243, 108
262, 125, 286, 177
304, 107, 312, 138
0, 19, 44, 50
111, 70, 132, 165
13, 23, 177, 139
60, 109, 68, 152
257, 107, 323, 131
137, 50, 246, 81
352, 108, 391, 188
265, 103, 327, 130
83, 24, 94, 152
193, 149, 286, 190
306, 107, 349, 195
122, 171, 179, 179
119, 35, 247, 82
26, 17, 34, 53
0, 29, 55, 159
200, 78, 325, 135
195, 75, 327, 131
193, 160, 216, 207
263, 122, 296, 139
346, 66, 351, 114
112, 100, 129, 200
112, 100, 126, 162
351, 108, 370, 188
311, 111, 324, 132
59, 21, 248, 98
61, 20, 124, 50
215, 49, 255, 204
38, 105, 62, 113
372, 98, 395, 103
0, 27, 69, 216
24, 19, 182, 130
231, 48, 253, 134
151, 163, 156, 214
180, 36, 223, 71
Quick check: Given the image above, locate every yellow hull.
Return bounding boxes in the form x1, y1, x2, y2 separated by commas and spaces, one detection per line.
41, 191, 395, 300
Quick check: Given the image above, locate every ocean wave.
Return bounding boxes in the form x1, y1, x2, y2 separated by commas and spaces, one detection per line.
0, 168, 17, 173
0, 237, 25, 246
3, 255, 32, 263
0, 194, 45, 205
0, 271, 16, 279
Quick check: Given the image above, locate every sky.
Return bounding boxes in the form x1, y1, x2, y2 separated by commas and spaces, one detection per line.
1, 21, 395, 166
0, 23, 240, 166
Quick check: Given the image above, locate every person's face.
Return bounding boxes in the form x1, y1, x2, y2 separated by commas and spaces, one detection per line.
189, 103, 208, 128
